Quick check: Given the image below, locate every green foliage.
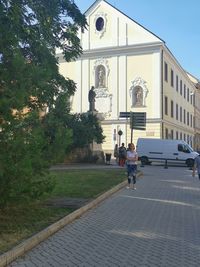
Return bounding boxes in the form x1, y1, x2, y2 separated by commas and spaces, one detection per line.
68, 113, 105, 148
0, 0, 87, 207
42, 95, 73, 163
0, 112, 55, 206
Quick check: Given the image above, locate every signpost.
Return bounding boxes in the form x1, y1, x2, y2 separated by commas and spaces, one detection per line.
118, 130, 123, 146
119, 112, 130, 118
130, 112, 146, 130
130, 112, 146, 143
119, 112, 146, 143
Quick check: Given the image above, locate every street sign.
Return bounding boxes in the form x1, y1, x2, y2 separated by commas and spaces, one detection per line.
118, 130, 123, 136
130, 112, 146, 130
119, 112, 146, 141
132, 126, 146, 130
119, 112, 130, 118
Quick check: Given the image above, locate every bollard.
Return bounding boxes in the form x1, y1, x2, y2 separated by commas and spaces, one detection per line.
105, 153, 111, 165
164, 159, 168, 169
140, 160, 144, 167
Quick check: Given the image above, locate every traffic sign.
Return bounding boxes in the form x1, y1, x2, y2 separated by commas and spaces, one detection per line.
119, 112, 130, 118
119, 111, 146, 131
130, 112, 146, 130
118, 130, 123, 136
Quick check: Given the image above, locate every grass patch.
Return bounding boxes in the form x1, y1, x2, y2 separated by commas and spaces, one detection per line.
0, 169, 125, 254
51, 169, 125, 198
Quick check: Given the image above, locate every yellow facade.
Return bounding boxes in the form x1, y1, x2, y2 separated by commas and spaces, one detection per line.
58, 0, 198, 154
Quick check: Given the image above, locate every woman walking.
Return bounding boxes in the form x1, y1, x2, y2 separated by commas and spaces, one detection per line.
126, 143, 138, 189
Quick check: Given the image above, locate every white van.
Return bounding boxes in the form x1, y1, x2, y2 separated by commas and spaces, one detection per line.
136, 138, 199, 167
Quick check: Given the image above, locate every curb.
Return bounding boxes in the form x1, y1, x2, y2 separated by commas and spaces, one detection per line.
0, 171, 143, 267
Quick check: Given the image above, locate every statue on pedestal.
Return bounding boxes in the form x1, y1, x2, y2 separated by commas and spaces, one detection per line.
88, 86, 96, 112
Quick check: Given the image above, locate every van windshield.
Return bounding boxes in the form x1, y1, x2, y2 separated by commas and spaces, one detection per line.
178, 144, 193, 153
186, 144, 193, 152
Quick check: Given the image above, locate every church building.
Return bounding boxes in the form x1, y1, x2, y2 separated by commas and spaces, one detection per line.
58, 0, 197, 154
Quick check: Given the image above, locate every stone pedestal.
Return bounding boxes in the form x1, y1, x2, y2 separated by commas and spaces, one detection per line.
86, 111, 105, 164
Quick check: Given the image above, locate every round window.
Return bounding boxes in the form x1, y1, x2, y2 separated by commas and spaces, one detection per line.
96, 17, 104, 31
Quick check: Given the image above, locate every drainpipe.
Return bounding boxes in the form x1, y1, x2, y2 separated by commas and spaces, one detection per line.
161, 49, 164, 138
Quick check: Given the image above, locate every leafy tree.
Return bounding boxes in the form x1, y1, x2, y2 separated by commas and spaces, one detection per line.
68, 113, 105, 148
0, 0, 88, 207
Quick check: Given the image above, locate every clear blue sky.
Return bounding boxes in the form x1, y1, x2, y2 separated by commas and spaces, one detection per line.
76, 0, 200, 80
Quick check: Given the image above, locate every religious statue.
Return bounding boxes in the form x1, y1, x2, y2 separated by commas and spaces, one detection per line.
88, 86, 96, 112
135, 87, 143, 106
98, 66, 105, 88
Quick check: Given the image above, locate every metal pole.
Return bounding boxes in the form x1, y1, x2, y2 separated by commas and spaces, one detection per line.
164, 159, 168, 169
131, 128, 133, 143
130, 112, 133, 144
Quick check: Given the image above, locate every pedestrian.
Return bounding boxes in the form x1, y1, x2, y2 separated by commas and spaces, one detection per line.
118, 143, 127, 167
127, 143, 131, 151
114, 144, 119, 164
192, 154, 200, 180
126, 143, 138, 189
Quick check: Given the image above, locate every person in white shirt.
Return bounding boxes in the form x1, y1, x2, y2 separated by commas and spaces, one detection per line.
126, 143, 138, 189
192, 155, 200, 180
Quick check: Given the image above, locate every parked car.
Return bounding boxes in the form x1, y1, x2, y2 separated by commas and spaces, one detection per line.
136, 138, 199, 167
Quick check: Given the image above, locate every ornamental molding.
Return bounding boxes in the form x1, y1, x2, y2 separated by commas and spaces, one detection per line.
94, 12, 107, 38
94, 88, 113, 119
93, 58, 110, 89
129, 77, 149, 107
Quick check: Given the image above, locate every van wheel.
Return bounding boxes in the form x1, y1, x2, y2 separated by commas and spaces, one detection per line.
141, 156, 149, 165
186, 159, 194, 167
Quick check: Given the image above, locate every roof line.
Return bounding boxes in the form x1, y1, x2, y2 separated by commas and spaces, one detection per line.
84, 0, 165, 44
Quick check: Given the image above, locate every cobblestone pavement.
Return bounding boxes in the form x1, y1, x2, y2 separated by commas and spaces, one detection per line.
9, 165, 200, 267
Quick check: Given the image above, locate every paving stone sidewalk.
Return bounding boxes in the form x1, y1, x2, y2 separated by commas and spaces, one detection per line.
8, 165, 200, 266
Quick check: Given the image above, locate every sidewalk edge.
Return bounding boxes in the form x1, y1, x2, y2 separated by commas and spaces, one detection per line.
0, 178, 131, 267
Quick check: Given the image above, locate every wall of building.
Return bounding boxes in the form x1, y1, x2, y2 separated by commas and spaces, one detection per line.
162, 50, 195, 146
58, 0, 198, 155
81, 1, 161, 51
